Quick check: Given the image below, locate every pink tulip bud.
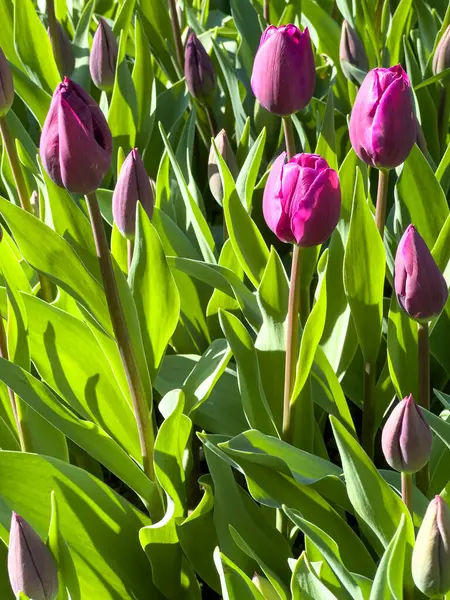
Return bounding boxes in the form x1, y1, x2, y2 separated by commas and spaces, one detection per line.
89, 18, 118, 92
184, 32, 216, 104
263, 152, 341, 246
433, 26, 450, 75
349, 65, 416, 169
251, 25, 315, 116
394, 225, 448, 321
40, 77, 113, 194
112, 148, 154, 239
381, 394, 432, 473
412, 496, 450, 598
8, 513, 58, 600
0, 47, 14, 117
208, 128, 238, 205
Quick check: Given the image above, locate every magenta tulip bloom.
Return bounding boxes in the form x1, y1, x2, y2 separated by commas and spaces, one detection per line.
394, 225, 448, 321
263, 152, 341, 246
112, 148, 154, 239
381, 394, 432, 473
8, 513, 58, 600
251, 25, 315, 116
40, 77, 112, 195
349, 65, 416, 169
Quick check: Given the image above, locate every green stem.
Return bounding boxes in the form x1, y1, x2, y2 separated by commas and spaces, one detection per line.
416, 321, 430, 495
263, 0, 270, 22
0, 117, 52, 302
401, 472, 413, 515
168, 0, 184, 77
204, 105, 216, 139
362, 360, 376, 461
375, 168, 389, 239
283, 116, 296, 161
282, 244, 301, 443
299, 284, 310, 328
85, 192, 157, 487
438, 84, 450, 156
46, 0, 63, 79
127, 239, 134, 274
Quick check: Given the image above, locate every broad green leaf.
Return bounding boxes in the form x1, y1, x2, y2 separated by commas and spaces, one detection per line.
214, 549, 265, 599
0, 452, 157, 600
344, 168, 385, 364
236, 128, 266, 211
10, 63, 51, 126
436, 138, 450, 195
230, 0, 261, 77
315, 89, 337, 172
132, 15, 156, 153
291, 553, 338, 600
386, 0, 412, 65
219, 310, 278, 436
396, 144, 448, 248
112, 0, 136, 36
14, 0, 60, 93
47, 491, 77, 600
387, 295, 418, 400
71, 0, 95, 90
216, 141, 270, 288
206, 238, 244, 325
137, 0, 176, 81
369, 514, 406, 600
129, 205, 180, 380
108, 30, 138, 160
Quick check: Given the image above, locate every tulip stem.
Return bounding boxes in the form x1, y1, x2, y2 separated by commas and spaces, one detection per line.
168, 0, 184, 77
263, 0, 270, 23
0, 117, 52, 303
362, 360, 376, 461
283, 116, 296, 161
85, 192, 157, 487
0, 310, 27, 451
375, 168, 389, 239
205, 105, 216, 139
416, 321, 430, 495
401, 472, 413, 515
127, 239, 134, 274
282, 244, 301, 443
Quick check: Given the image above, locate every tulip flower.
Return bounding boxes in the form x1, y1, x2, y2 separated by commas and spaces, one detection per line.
113, 148, 154, 239
263, 152, 341, 246
412, 496, 450, 598
89, 18, 118, 92
184, 32, 216, 104
381, 394, 432, 473
0, 47, 14, 117
433, 26, 450, 75
48, 20, 75, 77
251, 25, 315, 116
8, 513, 58, 600
394, 225, 448, 321
208, 129, 238, 205
349, 65, 416, 169
40, 77, 113, 195
339, 20, 368, 83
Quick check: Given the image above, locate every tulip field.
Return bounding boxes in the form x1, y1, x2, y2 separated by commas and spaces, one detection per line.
2, 0, 450, 598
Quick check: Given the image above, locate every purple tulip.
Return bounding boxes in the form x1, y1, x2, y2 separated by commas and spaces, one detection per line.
251, 25, 315, 116
89, 18, 118, 92
40, 77, 113, 195
112, 148, 154, 239
349, 65, 417, 169
184, 32, 216, 104
8, 513, 59, 600
394, 225, 448, 321
0, 47, 14, 117
381, 394, 432, 473
412, 496, 450, 598
263, 152, 341, 246
339, 20, 368, 82
433, 26, 450, 75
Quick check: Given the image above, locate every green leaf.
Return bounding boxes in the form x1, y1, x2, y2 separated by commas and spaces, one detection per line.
71, 0, 95, 90
10, 63, 51, 126
369, 514, 406, 600
137, 0, 176, 81
236, 128, 266, 211
315, 89, 337, 172
14, 0, 60, 93
291, 553, 338, 600
132, 15, 156, 153
214, 549, 265, 599
129, 204, 180, 380
387, 295, 418, 400
230, 0, 262, 77
344, 168, 385, 364
396, 144, 448, 248
386, 0, 412, 64
0, 452, 157, 600
219, 310, 278, 436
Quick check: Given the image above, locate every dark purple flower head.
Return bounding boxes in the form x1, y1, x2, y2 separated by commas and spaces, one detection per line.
184, 33, 216, 104
89, 18, 118, 91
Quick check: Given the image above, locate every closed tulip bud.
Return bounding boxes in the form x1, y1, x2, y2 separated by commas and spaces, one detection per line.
89, 18, 118, 92
40, 77, 112, 194
251, 25, 315, 116
349, 65, 416, 169
394, 225, 448, 321
184, 32, 216, 104
412, 496, 450, 598
47, 20, 75, 77
0, 48, 14, 117
252, 573, 279, 599
208, 129, 238, 205
263, 152, 341, 246
339, 20, 368, 82
433, 26, 450, 76
8, 513, 58, 600
381, 394, 432, 473
112, 148, 154, 239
